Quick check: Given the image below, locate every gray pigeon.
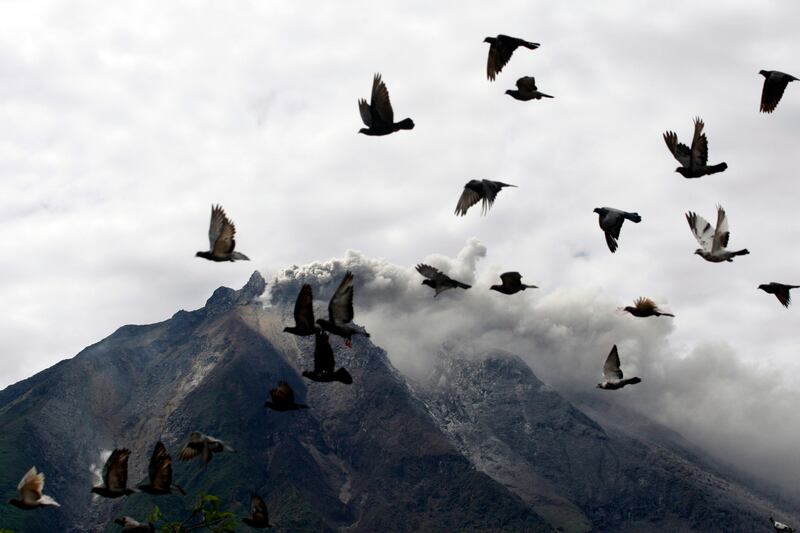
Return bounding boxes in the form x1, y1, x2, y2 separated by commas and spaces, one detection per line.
663, 117, 727, 178
302, 331, 353, 384
758, 283, 799, 308
178, 432, 235, 466
316, 271, 370, 347
596, 345, 641, 390
91, 448, 136, 498
770, 517, 795, 532
284, 284, 317, 336
242, 493, 273, 528
484, 35, 540, 81
265, 380, 310, 411
8, 467, 60, 509
490, 272, 537, 295
455, 179, 516, 216
136, 441, 185, 496
195, 205, 250, 262
593, 207, 641, 253
358, 73, 414, 135
759, 70, 798, 113
416, 263, 471, 297
114, 516, 155, 532
505, 76, 553, 101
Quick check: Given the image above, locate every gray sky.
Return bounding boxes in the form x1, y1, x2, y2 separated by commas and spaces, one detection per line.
2, 0, 800, 493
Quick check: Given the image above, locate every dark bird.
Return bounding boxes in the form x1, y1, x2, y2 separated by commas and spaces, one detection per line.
242, 493, 273, 528
454, 179, 516, 216
8, 467, 60, 509
771, 517, 795, 532
663, 117, 727, 178
596, 345, 642, 390
195, 205, 250, 262
136, 441, 185, 496
91, 448, 136, 498
416, 263, 471, 297
302, 331, 353, 384
284, 284, 317, 336
264, 380, 310, 411
686, 206, 749, 262
623, 297, 674, 318
178, 432, 235, 466
484, 35, 540, 81
505, 76, 553, 100
358, 73, 414, 136
759, 70, 798, 113
316, 271, 370, 347
593, 207, 642, 253
114, 516, 155, 532
490, 272, 537, 295
758, 282, 799, 308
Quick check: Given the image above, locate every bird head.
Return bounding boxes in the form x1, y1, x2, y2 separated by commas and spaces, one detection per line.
489, 284, 501, 292
483, 37, 493, 43
358, 128, 369, 135
421, 279, 435, 289
504, 90, 513, 95
759, 70, 769, 77
757, 284, 768, 291
693, 249, 703, 255
622, 306, 635, 314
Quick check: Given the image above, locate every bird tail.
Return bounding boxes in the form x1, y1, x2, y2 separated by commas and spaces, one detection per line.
522, 41, 540, 49
38, 495, 60, 507
395, 118, 414, 130
706, 162, 728, 174
230, 252, 250, 261
732, 249, 750, 257
626, 212, 642, 223
174, 484, 187, 495
334, 368, 354, 385
522, 284, 538, 290
623, 377, 642, 386
539, 92, 554, 98
657, 312, 675, 317
456, 282, 472, 289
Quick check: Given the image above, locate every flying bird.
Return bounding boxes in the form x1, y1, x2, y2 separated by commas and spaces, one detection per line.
137, 441, 185, 495
264, 380, 310, 411
358, 73, 414, 136
178, 432, 235, 466
490, 272, 537, 295
623, 297, 674, 318
593, 207, 642, 253
302, 331, 353, 384
416, 263, 471, 297
284, 284, 318, 336
8, 467, 60, 509
771, 517, 795, 532
505, 76, 553, 101
91, 448, 136, 498
195, 205, 250, 262
758, 283, 799, 308
114, 516, 155, 532
686, 206, 749, 262
596, 345, 641, 390
242, 493, 273, 528
454, 179, 516, 216
663, 117, 727, 178
759, 70, 798, 113
484, 34, 540, 81
316, 271, 370, 347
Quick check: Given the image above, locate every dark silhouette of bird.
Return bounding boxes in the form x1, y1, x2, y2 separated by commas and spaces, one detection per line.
484, 35, 539, 81
663, 117, 727, 178
302, 331, 353, 384
686, 206, 749, 262
178, 432, 235, 466
758, 283, 799, 308
242, 493, 273, 528
91, 448, 136, 498
284, 284, 318, 336
455, 179, 516, 216
316, 271, 370, 347
114, 516, 155, 532
195, 205, 250, 262
593, 207, 642, 253
416, 263, 471, 297
8, 467, 60, 509
490, 272, 537, 295
623, 297, 674, 318
597, 345, 641, 390
771, 516, 795, 532
759, 70, 798, 113
136, 441, 185, 495
264, 380, 309, 411
358, 73, 414, 136
505, 76, 553, 100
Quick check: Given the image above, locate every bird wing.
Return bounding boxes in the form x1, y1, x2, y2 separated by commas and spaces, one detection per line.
358, 98, 372, 127
370, 73, 394, 125
487, 39, 515, 81
515, 76, 537, 92
634, 297, 656, 311
314, 331, 336, 373
250, 493, 269, 523
499, 272, 522, 286
178, 441, 202, 461
689, 117, 709, 167
416, 263, 446, 281
603, 345, 624, 381
479, 180, 512, 214
104, 449, 130, 491
328, 271, 355, 325
148, 441, 168, 484
272, 381, 295, 403
761, 74, 790, 113
711, 205, 730, 252
209, 205, 237, 256
152, 454, 173, 491
293, 284, 315, 331
663, 131, 692, 167
685, 211, 715, 252
775, 286, 793, 308
454, 182, 483, 216
18, 467, 44, 504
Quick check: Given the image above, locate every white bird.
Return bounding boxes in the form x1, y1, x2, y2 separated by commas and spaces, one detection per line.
596, 345, 641, 390
685, 206, 749, 263
771, 516, 795, 532
8, 466, 60, 509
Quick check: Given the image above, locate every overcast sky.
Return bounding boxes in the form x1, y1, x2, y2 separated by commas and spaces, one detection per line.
2, 0, 800, 492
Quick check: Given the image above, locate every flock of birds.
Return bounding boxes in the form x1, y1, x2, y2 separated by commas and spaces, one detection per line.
7, 33, 800, 532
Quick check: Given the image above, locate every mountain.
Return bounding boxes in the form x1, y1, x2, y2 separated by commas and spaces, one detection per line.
0, 271, 797, 532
